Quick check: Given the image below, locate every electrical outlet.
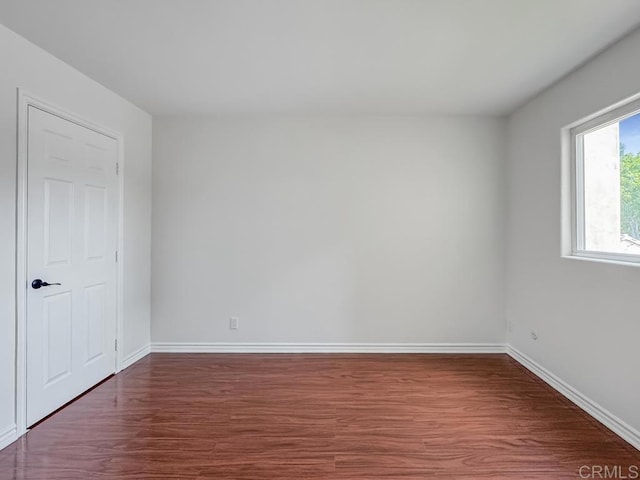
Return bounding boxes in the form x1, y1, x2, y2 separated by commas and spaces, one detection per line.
229, 317, 239, 330
530, 331, 538, 341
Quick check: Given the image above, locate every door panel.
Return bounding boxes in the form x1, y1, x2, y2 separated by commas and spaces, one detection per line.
84, 185, 107, 261
84, 283, 106, 364
26, 106, 118, 426
44, 179, 73, 266
43, 291, 72, 386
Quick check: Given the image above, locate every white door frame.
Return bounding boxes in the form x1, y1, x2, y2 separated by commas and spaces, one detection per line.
15, 89, 125, 436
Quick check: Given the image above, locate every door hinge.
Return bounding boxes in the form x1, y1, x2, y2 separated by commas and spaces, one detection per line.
116, 162, 119, 175
115, 339, 118, 351
115, 250, 118, 262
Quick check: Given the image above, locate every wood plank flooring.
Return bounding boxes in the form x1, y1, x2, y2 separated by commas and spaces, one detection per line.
0, 353, 638, 479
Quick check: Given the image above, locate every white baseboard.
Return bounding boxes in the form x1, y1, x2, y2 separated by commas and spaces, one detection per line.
119, 343, 151, 371
0, 424, 17, 451
507, 346, 640, 451
151, 342, 507, 354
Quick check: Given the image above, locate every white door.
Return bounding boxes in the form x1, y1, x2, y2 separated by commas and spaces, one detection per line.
26, 106, 118, 426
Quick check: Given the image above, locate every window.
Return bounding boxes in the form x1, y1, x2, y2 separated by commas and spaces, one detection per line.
568, 97, 640, 264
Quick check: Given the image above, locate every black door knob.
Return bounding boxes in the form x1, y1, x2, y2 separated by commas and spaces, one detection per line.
31, 279, 61, 289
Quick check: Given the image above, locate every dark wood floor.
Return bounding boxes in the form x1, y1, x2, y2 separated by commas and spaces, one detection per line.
0, 354, 638, 479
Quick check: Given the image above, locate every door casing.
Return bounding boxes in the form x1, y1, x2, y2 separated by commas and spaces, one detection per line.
15, 89, 125, 436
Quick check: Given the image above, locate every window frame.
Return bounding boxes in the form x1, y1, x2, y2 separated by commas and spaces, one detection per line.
565, 95, 640, 265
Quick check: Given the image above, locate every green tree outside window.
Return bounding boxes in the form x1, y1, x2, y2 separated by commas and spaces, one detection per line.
620, 145, 640, 239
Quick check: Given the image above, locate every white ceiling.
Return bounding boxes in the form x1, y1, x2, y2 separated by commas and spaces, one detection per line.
1, 0, 640, 116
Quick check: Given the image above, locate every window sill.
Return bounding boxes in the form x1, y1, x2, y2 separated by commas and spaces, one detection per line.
563, 251, 640, 267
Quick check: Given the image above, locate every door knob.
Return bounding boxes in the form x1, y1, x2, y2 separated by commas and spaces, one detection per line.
31, 279, 61, 289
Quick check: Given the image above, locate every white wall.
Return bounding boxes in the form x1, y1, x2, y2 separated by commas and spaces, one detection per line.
152, 116, 506, 346
0, 25, 152, 444
506, 29, 640, 436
